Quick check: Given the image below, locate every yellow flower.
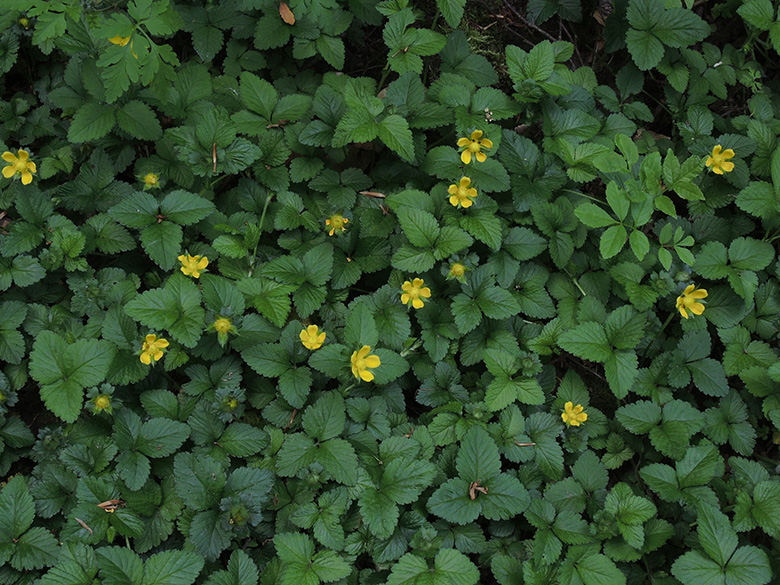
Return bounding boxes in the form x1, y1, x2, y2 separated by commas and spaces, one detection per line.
2, 149, 36, 185
676, 284, 707, 319
94, 395, 111, 411
457, 130, 493, 164
448, 177, 478, 208
562, 402, 588, 427
300, 325, 326, 350
326, 214, 348, 236
449, 262, 466, 279
705, 145, 735, 174
143, 172, 159, 188
214, 318, 232, 334
140, 334, 169, 365
351, 345, 381, 381
401, 278, 431, 309
108, 35, 131, 46
178, 254, 208, 278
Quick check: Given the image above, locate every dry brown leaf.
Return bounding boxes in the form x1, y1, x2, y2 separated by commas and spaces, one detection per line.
279, 2, 295, 25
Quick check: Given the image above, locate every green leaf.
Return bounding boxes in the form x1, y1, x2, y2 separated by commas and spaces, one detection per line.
303, 392, 345, 442
388, 549, 479, 585
617, 401, 661, 434
397, 208, 439, 248
728, 237, 774, 271
96, 547, 143, 585
142, 550, 205, 585
11, 526, 60, 570
558, 322, 611, 362
696, 504, 737, 567
599, 224, 627, 259
68, 102, 116, 143
0, 476, 34, 539
437, 0, 466, 28
137, 418, 190, 458
378, 114, 415, 162
218, 423, 268, 457
575, 203, 616, 228
173, 453, 226, 511
116, 101, 163, 140
561, 550, 626, 585
344, 303, 379, 348
108, 192, 159, 228
694, 242, 729, 279
604, 350, 638, 399
30, 332, 115, 423
457, 426, 501, 481
140, 222, 183, 270
738, 0, 775, 30
160, 190, 216, 225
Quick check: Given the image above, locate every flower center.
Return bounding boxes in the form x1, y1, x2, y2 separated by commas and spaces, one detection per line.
14, 160, 27, 172
215, 318, 231, 333
95, 395, 110, 409
458, 187, 469, 199
451, 263, 465, 277
354, 357, 367, 370
468, 141, 480, 152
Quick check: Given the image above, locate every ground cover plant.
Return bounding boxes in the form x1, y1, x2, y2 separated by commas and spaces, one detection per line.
0, 0, 779, 583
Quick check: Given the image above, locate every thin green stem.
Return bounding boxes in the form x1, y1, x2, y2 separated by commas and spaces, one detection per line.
642, 311, 676, 359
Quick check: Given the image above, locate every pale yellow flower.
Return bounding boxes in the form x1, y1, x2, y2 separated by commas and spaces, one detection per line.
300, 325, 326, 350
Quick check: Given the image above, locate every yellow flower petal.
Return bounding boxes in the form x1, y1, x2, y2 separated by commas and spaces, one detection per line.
2, 166, 15, 178
21, 171, 32, 185
364, 355, 381, 369
721, 162, 735, 172
2, 152, 17, 163
412, 298, 424, 309
690, 302, 705, 315
359, 369, 374, 382
722, 148, 735, 158
457, 137, 470, 148
481, 138, 493, 149
461, 150, 471, 165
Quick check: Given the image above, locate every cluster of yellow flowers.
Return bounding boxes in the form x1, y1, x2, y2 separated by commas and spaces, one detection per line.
299, 325, 381, 382
448, 130, 493, 209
